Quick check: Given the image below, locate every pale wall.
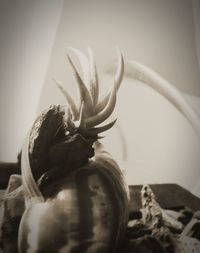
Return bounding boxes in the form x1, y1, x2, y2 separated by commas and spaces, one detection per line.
37, 0, 200, 195
101, 75, 200, 196
0, 0, 200, 196
0, 0, 64, 161
38, 0, 200, 113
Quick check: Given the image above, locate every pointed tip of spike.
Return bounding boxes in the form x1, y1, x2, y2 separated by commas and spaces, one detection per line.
76, 101, 85, 129
66, 53, 73, 64
97, 135, 105, 139
84, 118, 117, 137
57, 48, 124, 136
53, 78, 65, 94
52, 78, 60, 86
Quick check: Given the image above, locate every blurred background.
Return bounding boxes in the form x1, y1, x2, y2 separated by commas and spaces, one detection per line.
0, 0, 200, 196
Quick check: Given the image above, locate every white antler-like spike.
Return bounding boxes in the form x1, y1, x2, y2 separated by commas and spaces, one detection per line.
85, 85, 117, 127
68, 47, 90, 88
53, 78, 79, 120
75, 101, 85, 129
95, 47, 124, 113
114, 46, 125, 90
67, 54, 94, 116
54, 48, 124, 137
128, 61, 200, 137
88, 47, 99, 105
21, 132, 44, 206
65, 108, 76, 132
84, 119, 117, 137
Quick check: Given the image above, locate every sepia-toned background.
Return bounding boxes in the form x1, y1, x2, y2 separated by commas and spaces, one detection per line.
0, 0, 200, 196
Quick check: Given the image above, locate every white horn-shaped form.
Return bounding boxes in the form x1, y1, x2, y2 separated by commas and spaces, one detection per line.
75, 101, 85, 129
127, 61, 200, 137
53, 78, 79, 120
21, 132, 44, 206
85, 85, 117, 127
96, 47, 124, 113
68, 47, 90, 88
114, 46, 125, 90
65, 108, 76, 132
55, 48, 124, 137
84, 119, 117, 137
88, 47, 99, 106
67, 54, 94, 117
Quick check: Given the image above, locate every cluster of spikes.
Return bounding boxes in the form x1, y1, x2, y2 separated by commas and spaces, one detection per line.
54, 47, 124, 138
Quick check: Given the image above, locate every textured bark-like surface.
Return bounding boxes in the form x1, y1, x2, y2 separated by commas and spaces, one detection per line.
125, 185, 200, 253
129, 184, 200, 214
28, 105, 66, 180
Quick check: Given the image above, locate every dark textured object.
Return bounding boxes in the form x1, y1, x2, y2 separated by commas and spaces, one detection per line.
0, 175, 25, 253
28, 105, 67, 180
129, 184, 200, 214
126, 222, 151, 239
126, 185, 200, 253
0, 161, 200, 253
121, 236, 167, 253
187, 221, 200, 240
0, 162, 20, 189
0, 165, 200, 211
0, 180, 200, 253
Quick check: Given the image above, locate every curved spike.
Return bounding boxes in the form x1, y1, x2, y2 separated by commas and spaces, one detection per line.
95, 90, 110, 114
115, 122, 128, 161
115, 46, 124, 90
75, 101, 85, 129
65, 108, 76, 132
128, 60, 200, 137
53, 78, 79, 119
88, 47, 99, 105
95, 47, 124, 113
85, 85, 117, 127
97, 135, 105, 139
67, 54, 94, 116
21, 132, 44, 204
84, 119, 117, 137
68, 47, 90, 88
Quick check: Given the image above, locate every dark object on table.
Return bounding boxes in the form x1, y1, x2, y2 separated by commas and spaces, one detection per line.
129, 183, 200, 213
0, 161, 200, 253
1, 163, 200, 213
1, 162, 200, 211
125, 185, 200, 253
0, 162, 20, 189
